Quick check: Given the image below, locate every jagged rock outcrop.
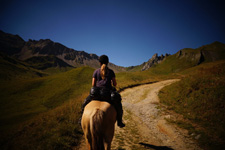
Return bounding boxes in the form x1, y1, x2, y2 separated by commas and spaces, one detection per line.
141, 53, 170, 71
176, 48, 204, 65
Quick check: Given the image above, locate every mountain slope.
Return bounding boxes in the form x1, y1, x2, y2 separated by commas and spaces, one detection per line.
0, 30, 25, 56
147, 41, 225, 74
0, 52, 46, 80
25, 55, 74, 70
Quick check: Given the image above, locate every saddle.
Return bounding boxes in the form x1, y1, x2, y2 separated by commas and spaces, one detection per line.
90, 87, 121, 104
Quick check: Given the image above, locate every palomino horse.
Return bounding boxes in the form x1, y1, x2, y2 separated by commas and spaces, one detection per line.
81, 100, 117, 150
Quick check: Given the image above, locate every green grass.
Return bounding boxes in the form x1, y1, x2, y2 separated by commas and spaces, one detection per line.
0, 66, 94, 149
159, 60, 225, 150
0, 67, 94, 134
125, 63, 145, 72
0, 63, 176, 150
1, 95, 86, 150
2, 51, 224, 149
42, 66, 74, 75
116, 69, 178, 91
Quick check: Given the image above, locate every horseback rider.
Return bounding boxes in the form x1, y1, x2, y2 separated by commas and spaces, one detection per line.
80, 55, 125, 128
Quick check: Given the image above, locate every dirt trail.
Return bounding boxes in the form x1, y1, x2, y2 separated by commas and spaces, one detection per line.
78, 79, 202, 150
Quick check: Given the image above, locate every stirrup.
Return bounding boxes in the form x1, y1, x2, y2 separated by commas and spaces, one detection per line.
117, 122, 125, 128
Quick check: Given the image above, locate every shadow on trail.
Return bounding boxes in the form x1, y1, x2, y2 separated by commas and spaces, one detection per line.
139, 142, 174, 150
118, 81, 158, 93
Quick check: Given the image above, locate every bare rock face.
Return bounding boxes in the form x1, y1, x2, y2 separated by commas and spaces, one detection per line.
176, 49, 204, 65
141, 53, 170, 71
175, 42, 225, 66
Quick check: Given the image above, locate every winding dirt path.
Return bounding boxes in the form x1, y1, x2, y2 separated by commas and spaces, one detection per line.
78, 79, 202, 150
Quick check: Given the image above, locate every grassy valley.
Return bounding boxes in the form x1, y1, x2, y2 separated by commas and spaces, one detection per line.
0, 37, 225, 150
0, 57, 167, 150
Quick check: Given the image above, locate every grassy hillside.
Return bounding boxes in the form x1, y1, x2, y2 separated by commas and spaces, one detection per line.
159, 60, 225, 150
0, 66, 95, 149
0, 53, 47, 80
200, 41, 225, 62
25, 55, 74, 71
148, 42, 225, 75
0, 66, 94, 130
125, 63, 145, 72
116, 68, 178, 91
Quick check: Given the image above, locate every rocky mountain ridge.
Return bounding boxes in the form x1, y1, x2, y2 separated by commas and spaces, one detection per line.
141, 53, 170, 71
17, 38, 101, 68
142, 41, 225, 72
0, 30, 125, 72
1, 30, 225, 72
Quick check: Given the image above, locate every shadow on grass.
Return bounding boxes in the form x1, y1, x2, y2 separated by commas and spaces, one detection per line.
139, 142, 174, 150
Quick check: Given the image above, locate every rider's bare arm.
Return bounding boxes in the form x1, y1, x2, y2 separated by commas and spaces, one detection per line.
92, 78, 96, 87
112, 77, 117, 87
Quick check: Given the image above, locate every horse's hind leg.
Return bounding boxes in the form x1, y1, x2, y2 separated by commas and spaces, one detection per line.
104, 142, 111, 150
82, 117, 92, 150
104, 136, 113, 150
83, 134, 92, 150
85, 140, 91, 150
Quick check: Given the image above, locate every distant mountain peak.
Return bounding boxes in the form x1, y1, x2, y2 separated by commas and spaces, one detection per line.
0, 31, 126, 72
211, 41, 223, 45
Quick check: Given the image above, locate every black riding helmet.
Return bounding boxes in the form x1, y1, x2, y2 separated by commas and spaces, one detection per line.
99, 55, 109, 64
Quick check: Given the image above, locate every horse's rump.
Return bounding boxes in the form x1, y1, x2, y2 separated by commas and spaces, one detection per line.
82, 100, 117, 150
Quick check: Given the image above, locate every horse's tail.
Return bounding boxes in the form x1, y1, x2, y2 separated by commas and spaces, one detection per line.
90, 108, 105, 150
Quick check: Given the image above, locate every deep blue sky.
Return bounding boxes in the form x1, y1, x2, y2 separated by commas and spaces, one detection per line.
1, 0, 225, 67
